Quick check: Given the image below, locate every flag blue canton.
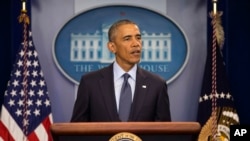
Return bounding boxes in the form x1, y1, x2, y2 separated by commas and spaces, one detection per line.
3, 30, 52, 135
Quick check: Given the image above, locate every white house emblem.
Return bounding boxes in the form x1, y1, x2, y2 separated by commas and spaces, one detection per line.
53, 5, 189, 85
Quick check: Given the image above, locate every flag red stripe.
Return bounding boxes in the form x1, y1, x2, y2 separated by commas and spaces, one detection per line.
0, 121, 15, 141
42, 115, 53, 141
28, 131, 39, 141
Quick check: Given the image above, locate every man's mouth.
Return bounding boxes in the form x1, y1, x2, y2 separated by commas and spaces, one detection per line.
131, 50, 141, 55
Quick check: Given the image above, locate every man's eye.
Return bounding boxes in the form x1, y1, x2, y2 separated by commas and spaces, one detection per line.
136, 36, 141, 40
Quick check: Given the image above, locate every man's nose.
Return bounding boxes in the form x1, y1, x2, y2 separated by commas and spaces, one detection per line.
132, 38, 141, 47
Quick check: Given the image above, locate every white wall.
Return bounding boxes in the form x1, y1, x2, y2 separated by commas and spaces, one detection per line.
31, 0, 207, 122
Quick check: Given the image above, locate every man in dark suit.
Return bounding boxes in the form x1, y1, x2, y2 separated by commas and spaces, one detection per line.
71, 19, 171, 122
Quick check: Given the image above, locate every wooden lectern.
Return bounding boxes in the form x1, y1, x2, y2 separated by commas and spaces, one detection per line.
50, 122, 201, 141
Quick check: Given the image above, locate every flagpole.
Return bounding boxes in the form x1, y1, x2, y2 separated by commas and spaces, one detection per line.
211, 0, 218, 140
19, 0, 30, 140
211, 0, 222, 140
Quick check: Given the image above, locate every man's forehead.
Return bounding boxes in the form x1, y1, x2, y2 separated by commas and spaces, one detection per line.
117, 24, 140, 33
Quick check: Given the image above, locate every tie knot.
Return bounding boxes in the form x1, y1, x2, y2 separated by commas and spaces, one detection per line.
123, 73, 130, 81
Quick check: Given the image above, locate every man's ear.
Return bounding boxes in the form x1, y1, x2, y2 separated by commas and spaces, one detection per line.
107, 42, 116, 53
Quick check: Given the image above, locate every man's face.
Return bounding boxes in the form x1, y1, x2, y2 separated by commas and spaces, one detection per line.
109, 24, 142, 71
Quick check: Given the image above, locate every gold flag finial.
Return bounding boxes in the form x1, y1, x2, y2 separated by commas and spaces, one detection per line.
212, 0, 218, 15
18, 0, 30, 24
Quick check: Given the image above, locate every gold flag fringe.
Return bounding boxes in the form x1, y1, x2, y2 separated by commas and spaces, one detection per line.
209, 11, 224, 50
18, 11, 30, 25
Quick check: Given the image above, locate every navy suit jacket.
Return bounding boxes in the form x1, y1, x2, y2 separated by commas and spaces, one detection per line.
71, 64, 171, 122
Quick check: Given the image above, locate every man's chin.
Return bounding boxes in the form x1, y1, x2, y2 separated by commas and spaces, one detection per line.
133, 59, 141, 64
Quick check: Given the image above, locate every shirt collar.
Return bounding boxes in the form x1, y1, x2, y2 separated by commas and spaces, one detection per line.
113, 61, 137, 81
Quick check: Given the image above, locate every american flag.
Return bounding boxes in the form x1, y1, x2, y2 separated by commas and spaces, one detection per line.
0, 28, 53, 140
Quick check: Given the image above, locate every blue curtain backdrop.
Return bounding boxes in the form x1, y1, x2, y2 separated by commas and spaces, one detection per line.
227, 1, 250, 124
0, 1, 12, 104
0, 1, 20, 106
1, 0, 250, 124
0, 0, 30, 107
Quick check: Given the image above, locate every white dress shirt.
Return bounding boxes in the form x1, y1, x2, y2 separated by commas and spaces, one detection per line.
113, 61, 137, 111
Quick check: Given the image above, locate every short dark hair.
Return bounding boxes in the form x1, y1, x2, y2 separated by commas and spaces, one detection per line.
108, 19, 138, 41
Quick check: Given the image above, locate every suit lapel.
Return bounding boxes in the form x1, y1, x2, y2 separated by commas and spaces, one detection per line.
129, 68, 149, 120
99, 64, 120, 121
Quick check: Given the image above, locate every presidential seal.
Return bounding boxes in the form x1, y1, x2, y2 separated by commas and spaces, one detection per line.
109, 132, 142, 141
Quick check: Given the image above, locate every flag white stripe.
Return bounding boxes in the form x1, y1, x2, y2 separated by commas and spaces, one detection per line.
35, 113, 53, 140
49, 114, 53, 123
35, 122, 48, 140
1, 106, 26, 140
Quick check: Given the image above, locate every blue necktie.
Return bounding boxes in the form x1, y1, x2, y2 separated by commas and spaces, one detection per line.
119, 73, 132, 121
